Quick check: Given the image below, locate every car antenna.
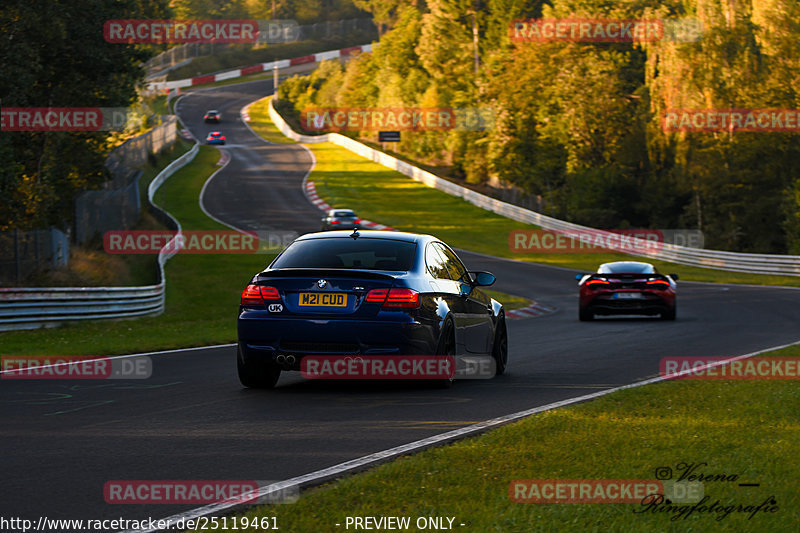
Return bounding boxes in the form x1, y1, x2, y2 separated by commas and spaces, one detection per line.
349, 228, 360, 239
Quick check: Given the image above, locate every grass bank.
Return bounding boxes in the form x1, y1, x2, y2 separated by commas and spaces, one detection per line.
200, 343, 800, 532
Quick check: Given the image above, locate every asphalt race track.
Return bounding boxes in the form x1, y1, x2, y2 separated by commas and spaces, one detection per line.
3, 79, 800, 529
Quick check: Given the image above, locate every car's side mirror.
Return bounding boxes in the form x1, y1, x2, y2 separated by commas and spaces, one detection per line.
669, 273, 679, 281
466, 271, 496, 287
575, 274, 584, 280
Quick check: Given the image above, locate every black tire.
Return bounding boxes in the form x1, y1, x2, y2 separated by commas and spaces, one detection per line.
434, 318, 456, 388
579, 306, 594, 321
492, 316, 508, 375
237, 345, 281, 388
661, 303, 676, 321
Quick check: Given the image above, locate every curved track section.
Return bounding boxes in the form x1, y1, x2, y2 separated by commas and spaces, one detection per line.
3, 80, 800, 528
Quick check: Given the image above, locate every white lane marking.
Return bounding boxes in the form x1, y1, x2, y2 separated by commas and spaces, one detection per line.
122, 338, 800, 532
0, 344, 236, 375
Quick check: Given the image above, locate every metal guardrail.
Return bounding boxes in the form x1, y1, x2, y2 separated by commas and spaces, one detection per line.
267, 97, 800, 277
0, 142, 199, 332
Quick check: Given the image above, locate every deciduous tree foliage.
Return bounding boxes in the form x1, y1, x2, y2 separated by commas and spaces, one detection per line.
0, 0, 170, 232
280, 0, 799, 253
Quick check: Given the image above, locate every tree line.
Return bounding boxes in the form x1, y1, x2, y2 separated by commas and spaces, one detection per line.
278, 0, 800, 254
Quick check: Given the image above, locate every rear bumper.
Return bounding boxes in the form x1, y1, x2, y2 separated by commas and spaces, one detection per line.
238, 315, 437, 369
583, 292, 673, 315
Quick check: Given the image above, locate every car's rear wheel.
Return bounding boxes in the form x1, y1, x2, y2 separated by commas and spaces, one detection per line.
435, 318, 456, 388
237, 345, 281, 388
492, 316, 508, 375
579, 306, 594, 321
661, 303, 676, 321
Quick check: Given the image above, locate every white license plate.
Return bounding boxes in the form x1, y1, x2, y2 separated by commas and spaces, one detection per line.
613, 292, 643, 299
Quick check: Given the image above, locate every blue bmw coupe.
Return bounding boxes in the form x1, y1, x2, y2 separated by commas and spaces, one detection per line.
237, 230, 507, 388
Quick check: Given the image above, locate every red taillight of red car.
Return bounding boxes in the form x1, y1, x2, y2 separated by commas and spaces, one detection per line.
585, 278, 610, 289
365, 288, 420, 308
646, 279, 670, 290
241, 285, 280, 305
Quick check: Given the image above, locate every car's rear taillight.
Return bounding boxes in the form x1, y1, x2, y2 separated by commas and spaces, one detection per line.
259, 286, 280, 299
353, 219, 361, 224
646, 279, 670, 290
585, 278, 610, 289
331, 220, 340, 224
365, 288, 388, 302
365, 288, 420, 308
241, 285, 280, 305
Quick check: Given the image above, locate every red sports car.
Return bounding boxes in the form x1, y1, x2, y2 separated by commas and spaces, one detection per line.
576, 261, 678, 321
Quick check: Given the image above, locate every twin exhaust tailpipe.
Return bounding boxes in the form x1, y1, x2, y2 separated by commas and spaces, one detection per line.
275, 354, 296, 368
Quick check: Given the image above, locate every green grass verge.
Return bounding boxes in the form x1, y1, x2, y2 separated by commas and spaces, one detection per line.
0, 146, 269, 355
247, 100, 800, 288
483, 289, 531, 311
199, 343, 800, 532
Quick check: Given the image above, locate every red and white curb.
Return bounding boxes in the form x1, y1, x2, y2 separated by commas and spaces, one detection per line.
149, 44, 373, 92
506, 301, 556, 320
179, 128, 195, 141
241, 108, 251, 122
216, 149, 230, 166
305, 181, 394, 231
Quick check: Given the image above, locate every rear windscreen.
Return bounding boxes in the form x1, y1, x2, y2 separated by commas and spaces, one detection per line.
271, 238, 417, 270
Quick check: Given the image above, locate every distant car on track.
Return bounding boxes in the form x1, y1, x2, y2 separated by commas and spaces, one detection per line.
320, 209, 360, 231
206, 131, 226, 145
203, 110, 221, 123
237, 230, 507, 388
576, 261, 678, 321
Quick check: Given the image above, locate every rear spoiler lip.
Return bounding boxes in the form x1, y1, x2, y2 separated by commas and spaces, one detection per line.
589, 273, 669, 279
257, 268, 403, 281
